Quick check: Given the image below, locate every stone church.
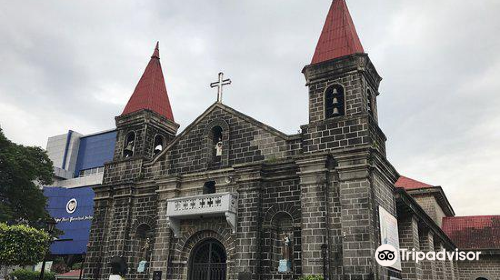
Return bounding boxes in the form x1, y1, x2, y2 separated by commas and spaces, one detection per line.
83, 1, 500, 280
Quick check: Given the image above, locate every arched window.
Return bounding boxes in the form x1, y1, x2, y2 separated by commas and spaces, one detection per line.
367, 88, 374, 116
137, 224, 153, 239
203, 181, 216, 194
476, 278, 489, 280
123, 132, 135, 158
325, 85, 345, 118
211, 126, 223, 164
205, 120, 229, 168
153, 135, 164, 156
271, 212, 294, 272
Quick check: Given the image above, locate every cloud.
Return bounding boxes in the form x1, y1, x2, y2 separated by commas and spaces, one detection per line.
0, 0, 499, 215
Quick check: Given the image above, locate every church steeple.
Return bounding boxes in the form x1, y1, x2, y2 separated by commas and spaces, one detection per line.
311, 0, 364, 64
302, 0, 384, 155
114, 42, 179, 160
122, 42, 174, 121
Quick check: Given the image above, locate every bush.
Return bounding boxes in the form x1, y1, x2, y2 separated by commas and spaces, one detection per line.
298, 275, 324, 280
71, 262, 82, 270
0, 223, 50, 265
10, 269, 55, 280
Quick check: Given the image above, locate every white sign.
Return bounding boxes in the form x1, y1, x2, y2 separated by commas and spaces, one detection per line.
379, 206, 402, 270
34, 261, 53, 272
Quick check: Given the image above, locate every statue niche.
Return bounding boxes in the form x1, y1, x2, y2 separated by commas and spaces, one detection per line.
210, 126, 223, 164
135, 224, 154, 273
271, 213, 293, 273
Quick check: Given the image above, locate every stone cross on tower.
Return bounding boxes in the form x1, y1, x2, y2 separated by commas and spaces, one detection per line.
210, 72, 231, 103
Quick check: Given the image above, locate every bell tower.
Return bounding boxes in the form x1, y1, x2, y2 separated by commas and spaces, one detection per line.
298, 2, 401, 280
114, 42, 179, 160
301, 0, 385, 155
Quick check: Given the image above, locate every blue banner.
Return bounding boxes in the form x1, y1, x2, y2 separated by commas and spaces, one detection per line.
44, 186, 94, 255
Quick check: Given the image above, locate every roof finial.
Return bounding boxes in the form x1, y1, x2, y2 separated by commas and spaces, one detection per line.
151, 41, 160, 59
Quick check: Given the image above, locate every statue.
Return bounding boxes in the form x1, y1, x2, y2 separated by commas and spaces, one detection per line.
137, 237, 151, 273
278, 234, 292, 273
215, 138, 223, 156
282, 235, 291, 260
141, 237, 151, 258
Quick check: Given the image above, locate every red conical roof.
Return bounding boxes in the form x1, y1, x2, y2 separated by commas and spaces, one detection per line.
311, 0, 365, 64
122, 42, 174, 121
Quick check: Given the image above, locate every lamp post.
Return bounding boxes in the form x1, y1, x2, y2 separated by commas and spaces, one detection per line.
38, 218, 56, 280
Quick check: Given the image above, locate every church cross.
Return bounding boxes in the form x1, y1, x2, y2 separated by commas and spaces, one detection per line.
210, 72, 231, 103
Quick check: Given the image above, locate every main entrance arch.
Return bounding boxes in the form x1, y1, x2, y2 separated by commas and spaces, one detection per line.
189, 239, 227, 280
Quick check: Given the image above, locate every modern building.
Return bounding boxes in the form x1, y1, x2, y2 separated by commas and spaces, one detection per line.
40, 1, 500, 280
44, 129, 116, 258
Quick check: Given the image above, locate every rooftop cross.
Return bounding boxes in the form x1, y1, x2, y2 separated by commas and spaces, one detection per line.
210, 72, 231, 103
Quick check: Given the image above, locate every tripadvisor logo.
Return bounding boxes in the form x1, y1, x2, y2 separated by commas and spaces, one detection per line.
375, 244, 482, 266
375, 244, 398, 267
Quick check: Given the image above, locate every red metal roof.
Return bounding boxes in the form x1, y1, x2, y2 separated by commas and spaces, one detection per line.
395, 175, 435, 190
443, 216, 500, 249
311, 0, 365, 64
121, 42, 174, 121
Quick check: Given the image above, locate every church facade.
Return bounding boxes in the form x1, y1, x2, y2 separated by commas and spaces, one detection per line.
83, 1, 500, 280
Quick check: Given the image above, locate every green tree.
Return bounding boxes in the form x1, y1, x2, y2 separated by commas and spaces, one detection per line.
0, 128, 54, 226
0, 223, 50, 266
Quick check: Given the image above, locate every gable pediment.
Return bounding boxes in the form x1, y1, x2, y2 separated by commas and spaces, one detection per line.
150, 102, 294, 175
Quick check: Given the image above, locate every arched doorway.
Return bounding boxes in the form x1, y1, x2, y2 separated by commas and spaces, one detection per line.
189, 239, 227, 280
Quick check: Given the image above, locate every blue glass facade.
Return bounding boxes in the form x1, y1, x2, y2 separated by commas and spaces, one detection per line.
44, 187, 95, 255
74, 130, 116, 177
44, 129, 117, 255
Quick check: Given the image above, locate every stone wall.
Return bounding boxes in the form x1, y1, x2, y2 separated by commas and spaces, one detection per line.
154, 105, 295, 176
413, 195, 446, 227
83, 184, 161, 280
398, 215, 422, 280
113, 110, 178, 160
261, 174, 302, 278
457, 254, 500, 280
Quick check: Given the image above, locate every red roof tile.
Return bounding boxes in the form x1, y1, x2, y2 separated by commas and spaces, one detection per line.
55, 270, 81, 278
395, 175, 435, 190
122, 42, 174, 121
443, 216, 500, 249
311, 0, 365, 64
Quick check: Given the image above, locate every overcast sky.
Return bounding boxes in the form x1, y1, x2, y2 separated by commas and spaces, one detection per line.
0, 0, 499, 215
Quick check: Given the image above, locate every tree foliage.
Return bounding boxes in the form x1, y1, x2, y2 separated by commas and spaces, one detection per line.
0, 223, 50, 265
10, 269, 56, 280
0, 128, 54, 226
